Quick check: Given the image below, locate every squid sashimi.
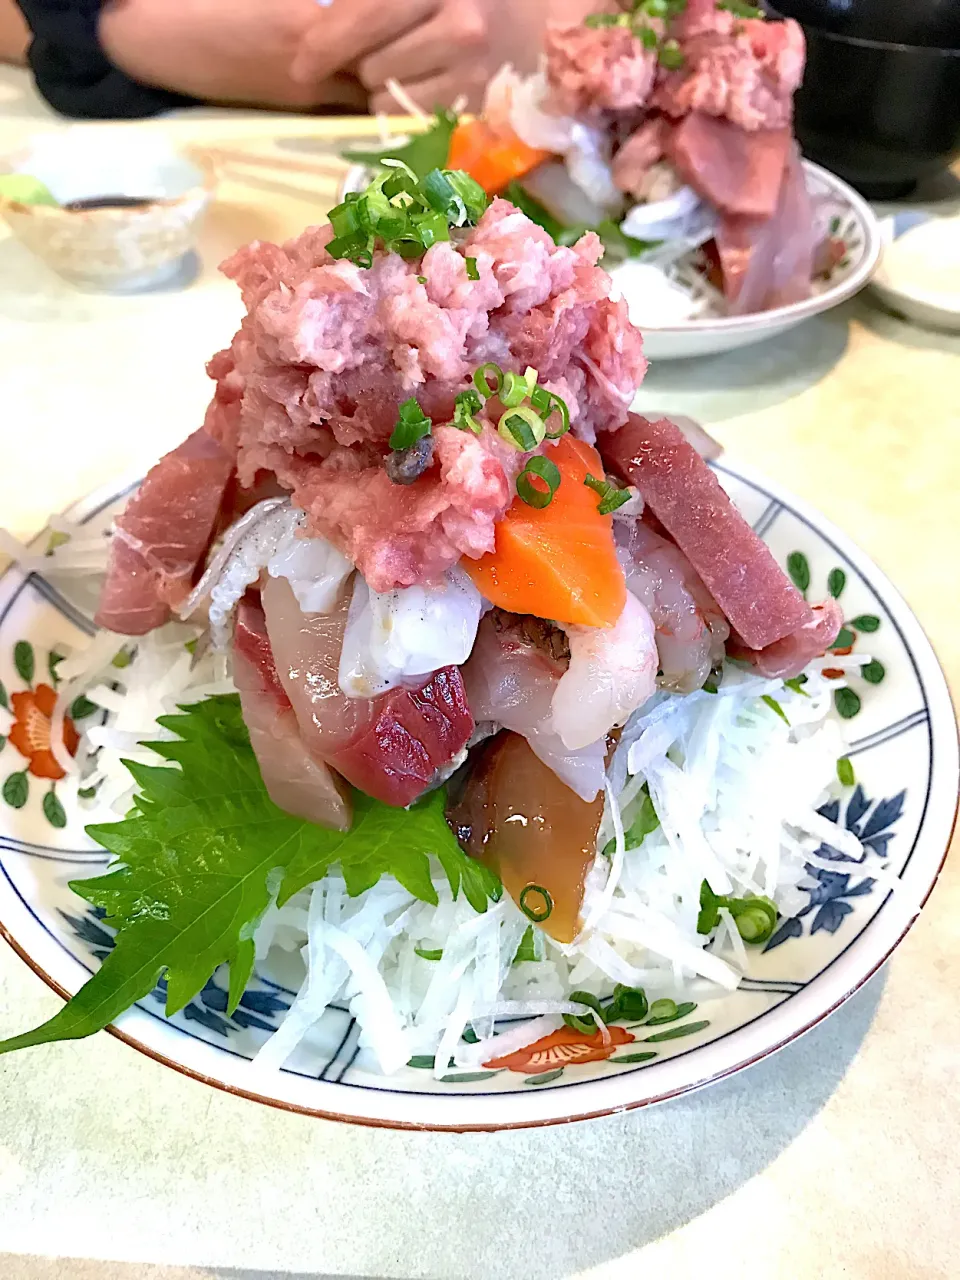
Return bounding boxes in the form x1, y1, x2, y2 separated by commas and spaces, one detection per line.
96, 429, 233, 635
262, 576, 474, 808
616, 519, 730, 694
234, 595, 351, 831
599, 414, 812, 650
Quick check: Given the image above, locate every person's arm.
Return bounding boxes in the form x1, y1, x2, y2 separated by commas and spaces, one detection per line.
97, 0, 368, 111
17, 0, 199, 117
0, 0, 30, 64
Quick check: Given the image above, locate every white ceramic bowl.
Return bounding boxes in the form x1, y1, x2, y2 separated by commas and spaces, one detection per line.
870, 211, 960, 334
627, 163, 882, 361
0, 127, 215, 291
0, 463, 954, 1130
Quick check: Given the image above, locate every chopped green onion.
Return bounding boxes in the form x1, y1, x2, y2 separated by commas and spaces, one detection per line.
608, 984, 648, 1022
784, 675, 810, 696
419, 167, 458, 216
417, 275, 428, 285
658, 39, 685, 69
519, 883, 553, 923
415, 947, 443, 961
837, 757, 855, 787
698, 880, 778, 944
647, 999, 678, 1022
465, 256, 480, 280
513, 926, 538, 964
453, 388, 483, 434
727, 897, 778, 944
499, 406, 546, 452
636, 24, 658, 48
584, 11, 628, 26
473, 362, 504, 400
389, 397, 432, 450
516, 456, 561, 509
584, 472, 632, 515
718, 0, 764, 17
446, 170, 487, 222
563, 989, 605, 1034
529, 386, 571, 439
500, 367, 538, 408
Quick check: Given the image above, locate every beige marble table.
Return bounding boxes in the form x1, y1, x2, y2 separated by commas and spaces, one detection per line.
0, 63, 959, 1280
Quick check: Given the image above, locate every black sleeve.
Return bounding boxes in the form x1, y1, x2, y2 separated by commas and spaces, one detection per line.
16, 0, 200, 118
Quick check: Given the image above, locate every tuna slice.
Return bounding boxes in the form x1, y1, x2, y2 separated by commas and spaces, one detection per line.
714, 146, 816, 314
598, 414, 812, 651
96, 429, 234, 635
668, 112, 791, 218
234, 595, 352, 830
261, 576, 474, 808
728, 600, 844, 679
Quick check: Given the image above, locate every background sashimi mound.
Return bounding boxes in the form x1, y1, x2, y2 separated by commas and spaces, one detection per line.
203, 199, 647, 592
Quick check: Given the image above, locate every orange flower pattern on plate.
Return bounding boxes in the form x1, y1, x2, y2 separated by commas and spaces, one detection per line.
484, 1024, 634, 1074
8, 683, 78, 780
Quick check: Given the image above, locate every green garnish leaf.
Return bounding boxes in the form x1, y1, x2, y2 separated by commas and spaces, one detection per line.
850, 614, 881, 633
513, 926, 538, 964
861, 659, 886, 685
0, 174, 59, 207
343, 109, 458, 180
761, 694, 789, 725
786, 551, 810, 595
828, 568, 847, 599
563, 989, 605, 1034
0, 695, 500, 1057
837, 757, 855, 787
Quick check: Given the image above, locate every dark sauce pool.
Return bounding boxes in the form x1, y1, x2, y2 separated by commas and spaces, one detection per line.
63, 195, 157, 212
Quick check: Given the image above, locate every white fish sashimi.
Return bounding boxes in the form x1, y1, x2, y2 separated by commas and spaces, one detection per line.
338, 567, 484, 699
266, 525, 352, 614
551, 593, 658, 751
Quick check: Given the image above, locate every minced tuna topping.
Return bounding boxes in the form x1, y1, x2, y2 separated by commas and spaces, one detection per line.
203, 198, 647, 592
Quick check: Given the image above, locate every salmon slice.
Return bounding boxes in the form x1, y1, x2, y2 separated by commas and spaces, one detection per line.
463, 434, 627, 629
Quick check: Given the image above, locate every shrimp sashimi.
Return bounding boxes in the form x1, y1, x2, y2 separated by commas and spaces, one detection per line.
551, 592, 658, 751
462, 611, 607, 802
616, 519, 729, 693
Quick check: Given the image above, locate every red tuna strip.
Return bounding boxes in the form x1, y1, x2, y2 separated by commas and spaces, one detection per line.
96, 429, 234, 635
598, 414, 812, 650
328, 668, 475, 809
668, 113, 791, 218
728, 600, 843, 679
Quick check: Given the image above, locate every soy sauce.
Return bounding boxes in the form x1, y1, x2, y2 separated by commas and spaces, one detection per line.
63, 195, 156, 212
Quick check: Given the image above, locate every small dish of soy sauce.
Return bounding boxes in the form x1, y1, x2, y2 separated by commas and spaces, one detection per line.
0, 126, 215, 291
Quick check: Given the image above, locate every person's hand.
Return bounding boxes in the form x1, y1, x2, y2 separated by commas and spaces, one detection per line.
293, 0, 602, 115
98, 0, 368, 110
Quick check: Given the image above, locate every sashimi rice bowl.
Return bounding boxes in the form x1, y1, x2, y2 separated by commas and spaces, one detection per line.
0, 159, 876, 1087
346, 0, 858, 332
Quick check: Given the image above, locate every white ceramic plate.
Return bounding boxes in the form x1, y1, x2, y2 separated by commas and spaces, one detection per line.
341, 160, 881, 363
0, 463, 955, 1131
